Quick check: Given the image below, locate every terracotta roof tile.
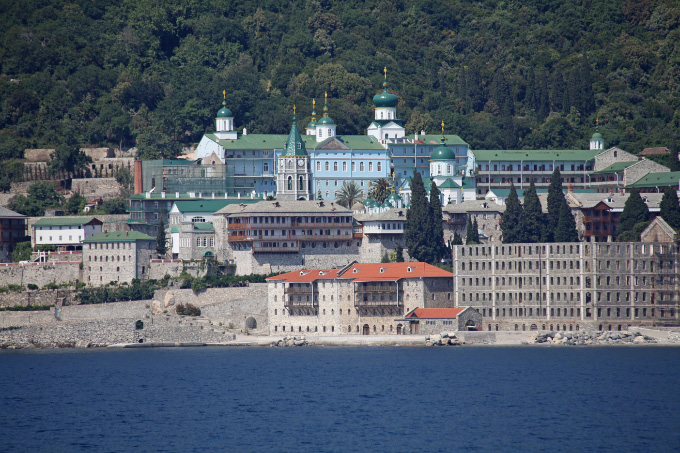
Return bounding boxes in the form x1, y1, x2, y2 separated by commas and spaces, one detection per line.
339, 262, 453, 280
266, 269, 339, 283
405, 308, 466, 319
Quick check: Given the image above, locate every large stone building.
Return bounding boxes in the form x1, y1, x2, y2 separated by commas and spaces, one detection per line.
82, 231, 156, 284
451, 217, 679, 332
402, 307, 482, 334
266, 262, 454, 335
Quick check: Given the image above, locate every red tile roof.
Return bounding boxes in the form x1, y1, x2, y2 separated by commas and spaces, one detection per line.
639, 147, 670, 156
339, 262, 453, 281
405, 308, 466, 319
266, 269, 339, 283
266, 262, 453, 283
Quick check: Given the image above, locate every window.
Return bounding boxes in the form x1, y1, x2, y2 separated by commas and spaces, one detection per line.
377, 162, 382, 172
351, 162, 355, 172
196, 237, 201, 247
369, 162, 373, 172
263, 162, 269, 173
342, 162, 347, 172
360, 162, 365, 172
325, 162, 329, 171
334, 162, 338, 171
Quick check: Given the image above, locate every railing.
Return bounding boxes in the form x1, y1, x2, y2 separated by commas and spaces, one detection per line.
252, 245, 300, 253
354, 299, 401, 308
285, 298, 317, 308
356, 285, 398, 292
298, 233, 352, 241
285, 286, 314, 295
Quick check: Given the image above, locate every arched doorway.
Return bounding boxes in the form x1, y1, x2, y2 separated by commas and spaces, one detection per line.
362, 324, 370, 335
465, 320, 477, 331
396, 324, 402, 335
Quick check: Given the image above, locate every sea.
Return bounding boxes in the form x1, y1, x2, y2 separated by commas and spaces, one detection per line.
1, 346, 679, 452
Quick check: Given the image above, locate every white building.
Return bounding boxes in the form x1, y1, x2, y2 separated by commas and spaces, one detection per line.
32, 217, 103, 251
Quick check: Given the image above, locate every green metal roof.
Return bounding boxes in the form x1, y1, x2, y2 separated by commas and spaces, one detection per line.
206, 133, 386, 151
438, 178, 460, 189
369, 119, 404, 127
430, 145, 456, 160
472, 149, 600, 162
173, 199, 255, 213
217, 107, 233, 118
130, 193, 262, 202
373, 89, 399, 108
83, 231, 154, 242
590, 161, 638, 174
171, 226, 179, 233
316, 116, 335, 125
625, 171, 680, 189
193, 222, 215, 231
34, 217, 100, 227
406, 134, 468, 146
461, 177, 475, 189
284, 115, 307, 156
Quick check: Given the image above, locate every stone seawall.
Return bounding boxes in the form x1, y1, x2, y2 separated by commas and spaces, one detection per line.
0, 262, 81, 287
0, 290, 73, 308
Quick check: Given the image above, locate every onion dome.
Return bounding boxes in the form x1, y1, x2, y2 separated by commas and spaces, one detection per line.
373, 68, 398, 108
430, 122, 455, 160
317, 92, 335, 125
217, 91, 232, 118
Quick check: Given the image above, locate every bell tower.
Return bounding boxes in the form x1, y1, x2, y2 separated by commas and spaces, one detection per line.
277, 106, 312, 201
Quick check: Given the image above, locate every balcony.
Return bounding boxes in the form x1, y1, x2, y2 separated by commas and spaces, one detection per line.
284, 297, 317, 309
252, 245, 300, 253
354, 297, 401, 308
285, 286, 314, 295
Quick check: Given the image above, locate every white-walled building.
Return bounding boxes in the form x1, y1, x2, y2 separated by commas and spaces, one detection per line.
32, 217, 103, 250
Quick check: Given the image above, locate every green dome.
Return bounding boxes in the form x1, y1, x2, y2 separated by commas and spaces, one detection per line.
364, 197, 376, 207
217, 106, 233, 118
591, 132, 603, 140
317, 116, 335, 125
306, 120, 316, 129
373, 89, 398, 108
430, 145, 455, 160
388, 192, 402, 201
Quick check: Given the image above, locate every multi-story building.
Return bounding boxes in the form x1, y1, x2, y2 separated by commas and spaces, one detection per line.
625, 171, 680, 194
127, 192, 261, 236
452, 217, 679, 332
266, 262, 455, 335
82, 231, 156, 284
0, 207, 28, 262
168, 199, 235, 260
32, 217, 103, 251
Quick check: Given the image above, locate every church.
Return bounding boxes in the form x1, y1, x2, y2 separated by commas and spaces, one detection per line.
194, 69, 475, 204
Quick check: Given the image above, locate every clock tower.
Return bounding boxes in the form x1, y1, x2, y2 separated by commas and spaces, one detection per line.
277, 107, 312, 201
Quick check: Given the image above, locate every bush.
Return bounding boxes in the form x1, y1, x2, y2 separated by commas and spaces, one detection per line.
27, 284, 39, 290
0, 305, 51, 311
176, 303, 201, 316
7, 284, 24, 292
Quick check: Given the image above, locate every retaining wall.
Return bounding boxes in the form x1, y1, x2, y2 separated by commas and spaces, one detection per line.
0, 262, 81, 287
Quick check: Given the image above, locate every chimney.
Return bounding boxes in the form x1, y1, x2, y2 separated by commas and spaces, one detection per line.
609, 188, 613, 196
568, 184, 574, 193
330, 202, 335, 211
620, 189, 624, 195
274, 201, 281, 207
239, 203, 246, 211
243, 128, 247, 135
176, 192, 179, 198
126, 231, 128, 236
161, 192, 166, 198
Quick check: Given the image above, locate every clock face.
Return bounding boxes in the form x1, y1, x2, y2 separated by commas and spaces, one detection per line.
297, 159, 305, 167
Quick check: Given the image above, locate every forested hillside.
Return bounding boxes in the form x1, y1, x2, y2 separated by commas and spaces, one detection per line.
1, 0, 678, 161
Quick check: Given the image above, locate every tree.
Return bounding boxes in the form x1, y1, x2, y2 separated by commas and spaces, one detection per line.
395, 244, 404, 262
368, 178, 391, 205
156, 217, 167, 257
0, 176, 11, 193
451, 232, 463, 245
381, 251, 390, 263
65, 193, 86, 215
335, 181, 363, 208
11, 241, 32, 262
522, 180, 544, 243
501, 183, 524, 243
546, 167, 564, 241
659, 187, 680, 229
429, 181, 446, 260
8, 182, 64, 216
49, 144, 92, 176
472, 218, 480, 244
465, 215, 477, 244
405, 172, 435, 263
554, 198, 579, 242
617, 189, 650, 241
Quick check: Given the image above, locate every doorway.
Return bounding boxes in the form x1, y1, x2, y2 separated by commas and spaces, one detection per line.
362, 324, 370, 335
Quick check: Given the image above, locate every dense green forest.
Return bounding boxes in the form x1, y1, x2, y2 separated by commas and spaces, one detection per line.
1, 0, 678, 161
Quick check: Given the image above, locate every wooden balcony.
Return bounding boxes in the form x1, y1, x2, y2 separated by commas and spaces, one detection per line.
285, 286, 314, 295
354, 298, 401, 308
284, 298, 317, 309
252, 245, 300, 253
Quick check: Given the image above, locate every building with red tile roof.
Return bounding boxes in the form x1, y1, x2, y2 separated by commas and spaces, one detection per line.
267, 261, 456, 335
403, 307, 482, 334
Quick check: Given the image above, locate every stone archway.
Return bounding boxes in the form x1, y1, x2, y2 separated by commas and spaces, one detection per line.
362, 324, 370, 335
245, 317, 257, 330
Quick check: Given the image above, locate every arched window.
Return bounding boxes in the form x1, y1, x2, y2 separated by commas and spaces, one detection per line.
369, 162, 373, 172
287, 176, 292, 190
447, 165, 452, 174
287, 160, 292, 169
191, 216, 206, 223
377, 162, 382, 172
299, 176, 304, 190
334, 162, 338, 171
325, 162, 329, 171
327, 128, 331, 136
316, 161, 321, 171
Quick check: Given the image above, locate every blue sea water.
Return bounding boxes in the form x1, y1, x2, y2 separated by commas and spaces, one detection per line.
1, 346, 679, 452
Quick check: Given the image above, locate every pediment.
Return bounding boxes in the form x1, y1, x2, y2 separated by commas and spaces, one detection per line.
317, 137, 350, 150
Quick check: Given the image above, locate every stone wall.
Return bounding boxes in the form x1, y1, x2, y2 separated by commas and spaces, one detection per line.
0, 290, 72, 308
24, 149, 54, 162
82, 147, 114, 160
72, 178, 122, 201
30, 251, 82, 263
594, 147, 638, 171
0, 262, 81, 287
624, 159, 670, 185
148, 260, 206, 280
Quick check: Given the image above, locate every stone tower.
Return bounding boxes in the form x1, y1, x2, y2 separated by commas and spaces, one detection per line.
277, 107, 312, 201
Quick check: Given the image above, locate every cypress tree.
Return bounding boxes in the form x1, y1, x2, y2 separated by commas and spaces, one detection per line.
465, 215, 476, 244
405, 172, 435, 263
156, 216, 167, 257
429, 181, 445, 260
395, 244, 404, 262
451, 232, 463, 245
554, 197, 579, 242
618, 189, 650, 239
546, 167, 564, 241
472, 218, 480, 243
522, 179, 544, 243
660, 187, 680, 229
501, 183, 524, 243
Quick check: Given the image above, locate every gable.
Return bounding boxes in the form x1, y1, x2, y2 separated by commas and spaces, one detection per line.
317, 137, 350, 150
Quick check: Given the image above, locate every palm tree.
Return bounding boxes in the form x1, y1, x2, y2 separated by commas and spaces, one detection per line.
335, 181, 364, 208
368, 178, 391, 204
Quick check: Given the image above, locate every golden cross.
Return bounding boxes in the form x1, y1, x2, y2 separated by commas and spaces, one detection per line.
596, 117, 599, 127
313, 99, 316, 108
293, 105, 296, 115
223, 90, 226, 100
384, 67, 387, 79
441, 120, 445, 134
325, 91, 328, 102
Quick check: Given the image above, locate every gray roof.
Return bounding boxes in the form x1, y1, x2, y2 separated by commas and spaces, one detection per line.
0, 206, 26, 218
215, 200, 352, 216
355, 208, 408, 223
442, 200, 506, 214
566, 192, 663, 210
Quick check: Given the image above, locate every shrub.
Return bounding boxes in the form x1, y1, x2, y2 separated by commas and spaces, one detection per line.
7, 284, 24, 292
0, 305, 51, 311
27, 284, 39, 290
176, 303, 201, 316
